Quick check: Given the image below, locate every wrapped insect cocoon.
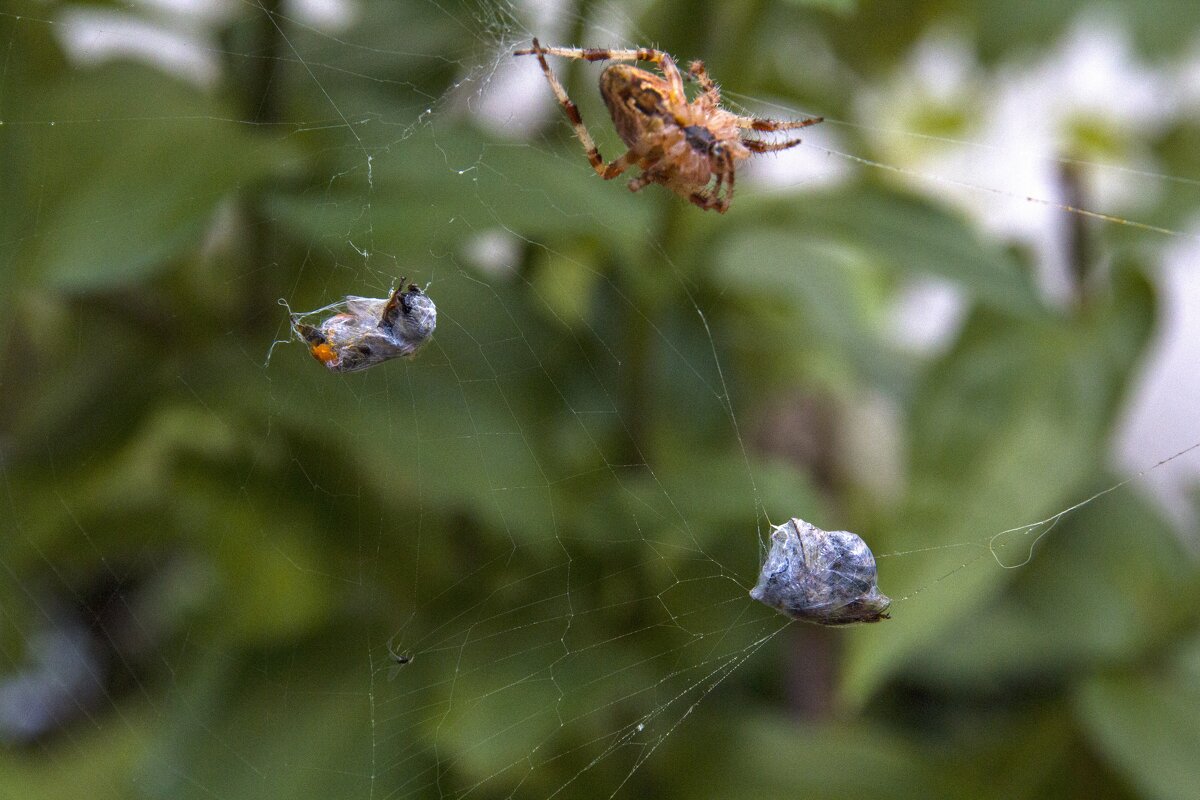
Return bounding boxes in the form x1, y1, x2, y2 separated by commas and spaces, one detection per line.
750, 518, 891, 626
289, 282, 436, 373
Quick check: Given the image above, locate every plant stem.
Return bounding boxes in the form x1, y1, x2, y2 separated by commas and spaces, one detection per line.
1058, 160, 1094, 309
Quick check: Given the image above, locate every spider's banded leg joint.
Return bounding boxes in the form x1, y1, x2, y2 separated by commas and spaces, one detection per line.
688, 191, 728, 213
598, 149, 642, 180
512, 37, 546, 57
520, 38, 608, 174
514, 43, 668, 64
686, 60, 716, 94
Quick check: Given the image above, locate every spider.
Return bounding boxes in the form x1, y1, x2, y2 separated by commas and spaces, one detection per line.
386, 637, 412, 666
514, 39, 823, 213
385, 636, 412, 681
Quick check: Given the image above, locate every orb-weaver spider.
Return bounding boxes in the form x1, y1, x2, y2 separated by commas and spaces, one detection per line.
514, 39, 823, 213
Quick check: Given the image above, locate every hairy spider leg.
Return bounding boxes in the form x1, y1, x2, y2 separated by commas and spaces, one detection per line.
623, 143, 669, 194
689, 147, 736, 213
515, 41, 688, 109
734, 114, 824, 131
517, 40, 635, 180
514, 44, 669, 63
513, 42, 691, 101
685, 60, 721, 106
721, 155, 734, 209
682, 59, 820, 166
742, 138, 806, 154
737, 114, 822, 157
689, 190, 728, 213
516, 40, 685, 181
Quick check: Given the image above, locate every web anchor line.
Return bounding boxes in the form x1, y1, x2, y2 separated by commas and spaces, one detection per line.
881, 440, 1200, 602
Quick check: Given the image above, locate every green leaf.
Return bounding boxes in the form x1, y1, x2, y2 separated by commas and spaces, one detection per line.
731, 186, 1042, 316
0, 703, 152, 800
841, 265, 1156, 705
676, 713, 970, 799
269, 121, 653, 270
1077, 659, 1200, 800
966, 0, 1200, 61
13, 64, 285, 290
713, 227, 903, 390
779, 0, 857, 12
137, 641, 380, 800
904, 485, 1199, 686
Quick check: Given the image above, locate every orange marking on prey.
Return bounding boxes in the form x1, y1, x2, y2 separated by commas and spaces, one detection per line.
310, 343, 338, 364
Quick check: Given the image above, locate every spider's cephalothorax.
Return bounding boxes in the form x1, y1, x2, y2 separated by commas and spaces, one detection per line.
514, 39, 823, 213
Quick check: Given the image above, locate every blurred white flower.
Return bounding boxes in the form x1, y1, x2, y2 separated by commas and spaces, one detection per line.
58, 7, 222, 88
858, 14, 1176, 300
56, 0, 359, 88
290, 0, 357, 32
473, 0, 568, 136
887, 276, 967, 355
1117, 221, 1200, 533
463, 228, 521, 277
863, 16, 1200, 530
474, 48, 562, 136
744, 118, 853, 193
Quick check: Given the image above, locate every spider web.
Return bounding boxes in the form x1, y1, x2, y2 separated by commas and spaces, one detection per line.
2, 1, 1200, 798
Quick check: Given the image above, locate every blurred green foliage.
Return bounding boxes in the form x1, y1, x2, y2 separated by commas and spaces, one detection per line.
2, 0, 1199, 798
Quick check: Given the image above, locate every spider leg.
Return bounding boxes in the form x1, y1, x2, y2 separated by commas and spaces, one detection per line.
623, 147, 670, 193
629, 174, 656, 193
686, 60, 721, 105
716, 151, 734, 212
723, 156, 734, 209
519, 39, 648, 180
734, 114, 824, 132
687, 191, 728, 213
689, 151, 734, 213
742, 136, 805, 154
601, 149, 642, 180
514, 41, 687, 106
522, 39, 606, 175
628, 161, 667, 193
514, 43, 671, 65
707, 168, 726, 204
658, 54, 687, 107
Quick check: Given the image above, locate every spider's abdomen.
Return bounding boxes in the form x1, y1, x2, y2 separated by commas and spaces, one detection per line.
599, 65, 671, 149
